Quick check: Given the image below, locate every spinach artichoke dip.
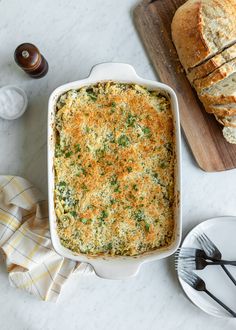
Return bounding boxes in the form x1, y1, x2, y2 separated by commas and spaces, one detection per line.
54, 82, 175, 256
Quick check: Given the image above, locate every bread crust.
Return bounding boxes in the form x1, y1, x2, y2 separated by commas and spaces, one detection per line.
172, 0, 207, 71
172, 0, 236, 72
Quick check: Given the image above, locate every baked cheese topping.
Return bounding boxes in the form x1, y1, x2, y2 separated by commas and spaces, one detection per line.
54, 82, 175, 256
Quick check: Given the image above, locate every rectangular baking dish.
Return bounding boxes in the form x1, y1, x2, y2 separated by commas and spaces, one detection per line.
48, 62, 182, 279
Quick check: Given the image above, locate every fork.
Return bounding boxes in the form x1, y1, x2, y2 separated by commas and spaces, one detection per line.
176, 247, 236, 262
176, 256, 236, 271
179, 270, 236, 317
176, 247, 212, 260
196, 232, 236, 286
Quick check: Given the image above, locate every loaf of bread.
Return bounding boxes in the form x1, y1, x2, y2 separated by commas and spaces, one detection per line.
172, 0, 236, 143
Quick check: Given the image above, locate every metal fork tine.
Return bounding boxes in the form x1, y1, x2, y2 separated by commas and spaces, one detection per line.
181, 269, 193, 278
177, 257, 195, 262
199, 233, 215, 254
183, 270, 199, 283
181, 276, 193, 286
189, 271, 198, 281
200, 233, 211, 247
197, 234, 212, 255
202, 233, 216, 250
184, 248, 196, 253
196, 234, 204, 247
179, 270, 195, 286
175, 258, 196, 271
179, 270, 188, 280
178, 264, 195, 270
176, 247, 196, 258
202, 232, 211, 242
182, 277, 192, 286
175, 249, 180, 256
178, 248, 193, 253
196, 233, 205, 244
198, 234, 208, 248
179, 253, 194, 258
176, 256, 195, 262
175, 262, 192, 269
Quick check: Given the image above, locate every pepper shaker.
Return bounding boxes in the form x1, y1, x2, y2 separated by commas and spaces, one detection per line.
14, 43, 49, 78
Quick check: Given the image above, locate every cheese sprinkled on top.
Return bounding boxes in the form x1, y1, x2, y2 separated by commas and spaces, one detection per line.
54, 82, 175, 256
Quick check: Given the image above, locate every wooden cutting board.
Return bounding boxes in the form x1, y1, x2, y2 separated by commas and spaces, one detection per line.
134, 0, 236, 172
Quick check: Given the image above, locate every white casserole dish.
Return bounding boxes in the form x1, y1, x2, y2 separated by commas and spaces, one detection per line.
48, 63, 182, 279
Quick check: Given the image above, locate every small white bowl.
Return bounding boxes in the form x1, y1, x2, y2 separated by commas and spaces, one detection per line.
0, 85, 28, 120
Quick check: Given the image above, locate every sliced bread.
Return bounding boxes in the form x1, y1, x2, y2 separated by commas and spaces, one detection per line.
215, 115, 236, 127
187, 44, 236, 83
223, 127, 236, 143
198, 71, 236, 108
172, 0, 236, 72
193, 58, 236, 91
206, 104, 236, 116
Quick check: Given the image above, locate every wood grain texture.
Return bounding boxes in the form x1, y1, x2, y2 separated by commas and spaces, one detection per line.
133, 0, 236, 172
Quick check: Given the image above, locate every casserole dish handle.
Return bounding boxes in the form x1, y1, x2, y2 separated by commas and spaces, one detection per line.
89, 62, 140, 81
90, 259, 141, 280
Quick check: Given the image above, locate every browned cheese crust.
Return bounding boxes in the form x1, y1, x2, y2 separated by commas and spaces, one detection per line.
54, 82, 176, 256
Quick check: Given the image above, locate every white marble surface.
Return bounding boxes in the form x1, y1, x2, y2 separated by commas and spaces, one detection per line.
0, 0, 236, 329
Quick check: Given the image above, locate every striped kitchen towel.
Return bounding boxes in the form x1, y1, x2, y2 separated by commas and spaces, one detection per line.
0, 175, 93, 302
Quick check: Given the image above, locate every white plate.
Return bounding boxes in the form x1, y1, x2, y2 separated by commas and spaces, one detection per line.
178, 216, 236, 318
